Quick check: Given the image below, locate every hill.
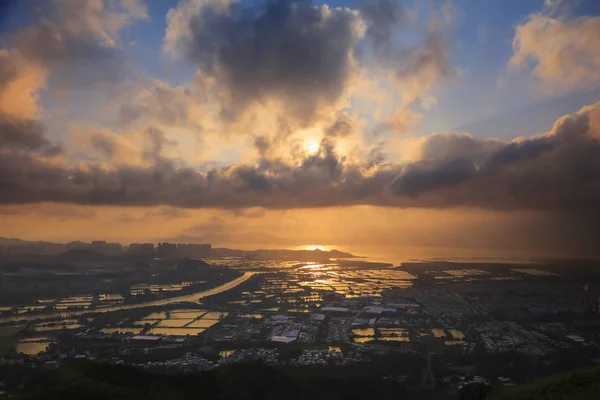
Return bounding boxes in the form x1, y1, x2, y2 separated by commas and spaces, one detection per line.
483, 367, 600, 400
15, 360, 446, 400
210, 247, 356, 260
0, 237, 32, 246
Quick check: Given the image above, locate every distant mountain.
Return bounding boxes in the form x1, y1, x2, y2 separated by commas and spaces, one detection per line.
160, 235, 206, 243
0, 236, 357, 261
210, 247, 356, 260
0, 237, 53, 246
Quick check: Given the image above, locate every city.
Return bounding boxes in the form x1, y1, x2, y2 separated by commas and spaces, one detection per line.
1, 239, 599, 398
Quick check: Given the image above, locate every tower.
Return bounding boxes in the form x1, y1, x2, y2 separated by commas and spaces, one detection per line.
421, 351, 436, 389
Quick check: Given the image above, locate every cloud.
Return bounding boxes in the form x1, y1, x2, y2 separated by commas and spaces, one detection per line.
117, 213, 138, 223
186, 216, 227, 238
392, 19, 453, 106
231, 208, 265, 218
0, 50, 47, 119
146, 207, 191, 219
509, 4, 600, 93
165, 0, 363, 125
0, 0, 148, 174
325, 112, 357, 137
369, 0, 455, 107
7, 0, 147, 90
117, 80, 197, 128
0, 0, 598, 256
0, 101, 598, 215
385, 108, 422, 135
82, 129, 141, 164
361, 0, 406, 52
162, 0, 453, 132
0, 206, 27, 216
417, 132, 503, 162
37, 204, 96, 220
390, 102, 600, 210
0, 115, 48, 151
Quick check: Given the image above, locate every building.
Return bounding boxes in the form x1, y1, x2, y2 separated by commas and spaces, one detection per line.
128, 243, 155, 255
91, 241, 122, 256
156, 243, 212, 257
157, 242, 177, 257
175, 243, 212, 257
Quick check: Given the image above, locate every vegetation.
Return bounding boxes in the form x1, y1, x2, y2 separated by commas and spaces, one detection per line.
15, 360, 449, 400
487, 367, 600, 400
0, 335, 16, 357
8, 359, 600, 399
0, 326, 19, 356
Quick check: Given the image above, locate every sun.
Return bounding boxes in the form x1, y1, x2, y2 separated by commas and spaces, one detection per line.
295, 244, 333, 251
305, 139, 320, 155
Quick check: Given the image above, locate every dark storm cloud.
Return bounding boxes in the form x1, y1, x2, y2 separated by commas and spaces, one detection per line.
0, 51, 17, 90
118, 83, 195, 128
90, 132, 117, 159
389, 104, 600, 211
360, 0, 405, 52
0, 52, 58, 153
145, 127, 175, 162
174, 0, 361, 123
0, 53, 51, 151
231, 208, 266, 218
145, 207, 191, 219
394, 29, 451, 83
1, 101, 600, 219
0, 115, 49, 151
253, 135, 271, 158
325, 113, 356, 137
391, 158, 477, 198
6, 0, 147, 89
419, 133, 503, 162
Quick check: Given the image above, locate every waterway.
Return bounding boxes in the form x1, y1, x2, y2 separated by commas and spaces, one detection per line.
0, 272, 256, 324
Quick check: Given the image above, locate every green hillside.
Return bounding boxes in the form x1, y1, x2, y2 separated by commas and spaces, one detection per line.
15, 360, 447, 400
488, 367, 600, 400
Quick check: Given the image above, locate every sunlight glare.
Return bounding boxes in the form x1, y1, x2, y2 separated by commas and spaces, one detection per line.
295, 244, 333, 251
305, 139, 320, 155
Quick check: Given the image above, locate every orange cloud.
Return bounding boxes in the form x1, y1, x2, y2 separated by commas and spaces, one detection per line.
0, 50, 47, 119
510, 11, 600, 93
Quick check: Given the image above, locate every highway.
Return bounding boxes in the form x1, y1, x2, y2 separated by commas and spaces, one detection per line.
0, 272, 257, 324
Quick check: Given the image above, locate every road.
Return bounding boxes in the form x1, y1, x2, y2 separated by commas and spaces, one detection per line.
0, 272, 257, 324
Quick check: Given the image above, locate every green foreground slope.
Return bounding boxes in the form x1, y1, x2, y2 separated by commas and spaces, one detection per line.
488, 367, 600, 400
15, 360, 447, 400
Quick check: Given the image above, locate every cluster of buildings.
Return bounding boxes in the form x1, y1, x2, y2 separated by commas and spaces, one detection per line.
217, 348, 279, 365
141, 353, 215, 372
0, 241, 212, 258
156, 243, 212, 257
130, 242, 212, 257
290, 348, 344, 366
477, 321, 555, 355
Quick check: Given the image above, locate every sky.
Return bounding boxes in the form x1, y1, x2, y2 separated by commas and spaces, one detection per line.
0, 0, 599, 259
